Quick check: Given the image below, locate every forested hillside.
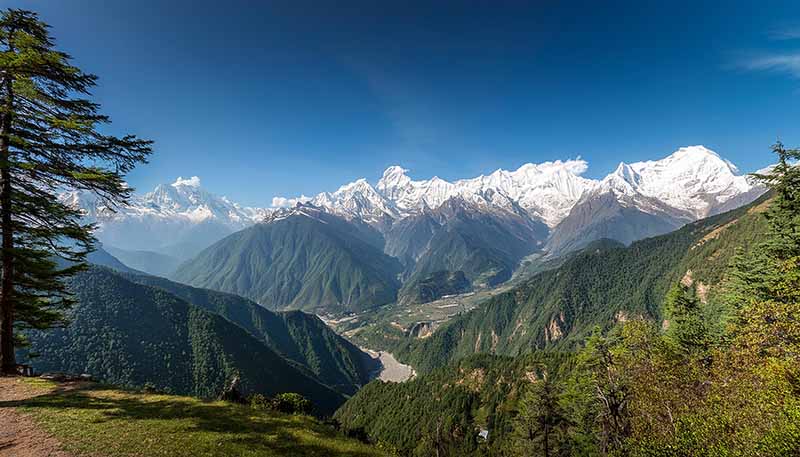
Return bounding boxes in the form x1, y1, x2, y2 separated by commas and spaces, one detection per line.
173, 208, 403, 313
398, 270, 471, 305
336, 145, 800, 456
335, 352, 573, 456
20, 267, 346, 415
124, 273, 377, 395
394, 194, 770, 373
391, 197, 548, 289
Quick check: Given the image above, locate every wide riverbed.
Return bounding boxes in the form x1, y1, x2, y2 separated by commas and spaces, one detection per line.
362, 348, 415, 382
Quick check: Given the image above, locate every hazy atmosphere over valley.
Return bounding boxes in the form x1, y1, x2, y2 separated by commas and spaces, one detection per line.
1, 2, 800, 457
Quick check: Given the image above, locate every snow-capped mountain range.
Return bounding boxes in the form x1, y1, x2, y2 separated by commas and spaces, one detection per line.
63, 145, 767, 263
301, 145, 763, 228
60, 176, 268, 259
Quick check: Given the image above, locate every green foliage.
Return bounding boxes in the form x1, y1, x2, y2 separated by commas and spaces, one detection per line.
512, 375, 571, 457
395, 194, 771, 374
334, 351, 574, 456
245, 392, 313, 415
248, 393, 271, 410
20, 266, 347, 415
123, 272, 377, 395
663, 284, 711, 356
0, 8, 151, 372
173, 211, 402, 313
562, 143, 800, 455
398, 270, 471, 305
272, 392, 313, 415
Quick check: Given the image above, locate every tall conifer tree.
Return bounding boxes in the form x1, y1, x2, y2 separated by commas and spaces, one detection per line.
0, 9, 151, 373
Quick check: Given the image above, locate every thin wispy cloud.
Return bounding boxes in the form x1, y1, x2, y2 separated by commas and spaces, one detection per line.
741, 53, 800, 78
768, 26, 800, 40
735, 24, 800, 80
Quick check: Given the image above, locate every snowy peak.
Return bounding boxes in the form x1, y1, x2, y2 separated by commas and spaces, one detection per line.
61, 177, 272, 255
65, 145, 766, 260
601, 145, 755, 218
280, 146, 764, 230
139, 178, 266, 226
371, 159, 594, 226
264, 202, 330, 225
311, 177, 398, 227
377, 165, 411, 195
468, 159, 596, 226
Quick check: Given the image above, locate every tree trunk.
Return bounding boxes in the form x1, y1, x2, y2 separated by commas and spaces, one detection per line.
543, 422, 550, 457
0, 29, 15, 374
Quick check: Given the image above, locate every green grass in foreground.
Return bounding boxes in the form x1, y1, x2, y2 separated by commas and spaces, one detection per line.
15, 379, 384, 457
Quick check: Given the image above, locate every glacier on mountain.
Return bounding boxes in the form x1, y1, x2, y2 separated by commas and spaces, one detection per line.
64, 145, 767, 259
287, 145, 763, 229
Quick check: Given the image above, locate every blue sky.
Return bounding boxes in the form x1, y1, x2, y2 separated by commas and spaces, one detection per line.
11, 0, 800, 206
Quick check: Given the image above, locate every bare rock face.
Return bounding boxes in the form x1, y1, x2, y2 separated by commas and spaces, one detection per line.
408, 321, 437, 339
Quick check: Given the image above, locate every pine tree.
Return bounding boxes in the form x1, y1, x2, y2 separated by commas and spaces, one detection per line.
663, 283, 710, 357
0, 9, 151, 373
513, 372, 570, 457
572, 328, 631, 455
727, 141, 800, 360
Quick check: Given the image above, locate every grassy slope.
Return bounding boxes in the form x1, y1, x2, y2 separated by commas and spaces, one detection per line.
16, 379, 383, 457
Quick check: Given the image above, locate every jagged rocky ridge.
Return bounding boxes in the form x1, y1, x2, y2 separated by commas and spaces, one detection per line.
66, 146, 763, 259
66, 146, 767, 312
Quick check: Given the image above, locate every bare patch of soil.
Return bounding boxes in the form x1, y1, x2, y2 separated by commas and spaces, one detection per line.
0, 376, 74, 457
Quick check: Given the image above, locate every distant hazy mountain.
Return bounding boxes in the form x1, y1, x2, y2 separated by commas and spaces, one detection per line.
86, 246, 146, 275
60, 176, 269, 260
545, 191, 686, 256
104, 245, 182, 277
172, 206, 403, 314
